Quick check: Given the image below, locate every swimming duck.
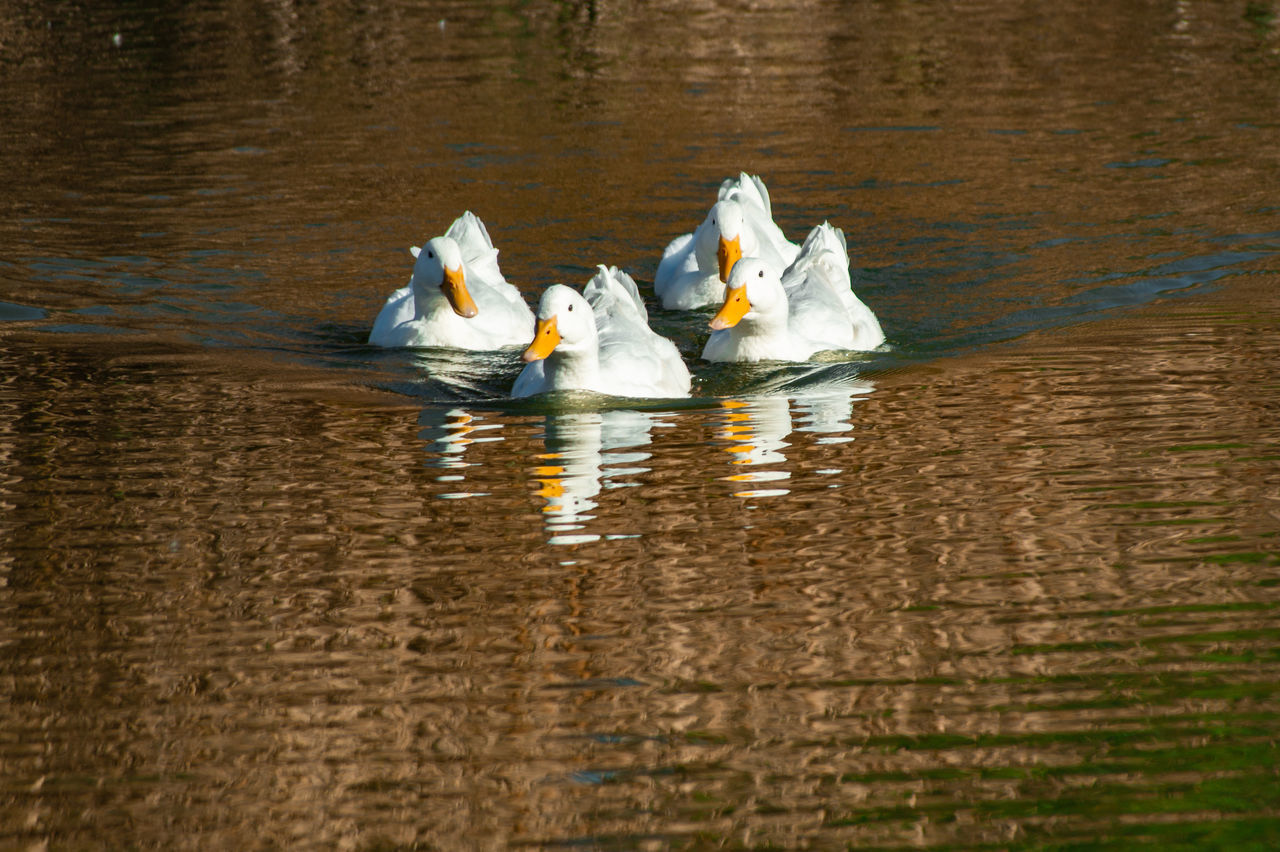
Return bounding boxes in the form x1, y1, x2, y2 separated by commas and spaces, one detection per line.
369, 211, 534, 349
654, 173, 800, 310
513, 265, 691, 398
702, 223, 885, 363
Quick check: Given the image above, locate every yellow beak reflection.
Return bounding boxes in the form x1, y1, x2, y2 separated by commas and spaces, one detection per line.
533, 463, 566, 502
441, 265, 478, 318
717, 234, 742, 283
709, 285, 750, 330
523, 315, 561, 362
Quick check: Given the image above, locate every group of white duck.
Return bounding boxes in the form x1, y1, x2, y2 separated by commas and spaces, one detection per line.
368, 173, 886, 399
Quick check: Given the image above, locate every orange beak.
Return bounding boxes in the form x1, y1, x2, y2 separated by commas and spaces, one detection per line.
709, 284, 750, 330
717, 234, 742, 283
523, 315, 561, 362
441, 265, 478, 318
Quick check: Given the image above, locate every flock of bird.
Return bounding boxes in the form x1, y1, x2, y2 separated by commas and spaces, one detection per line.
368, 173, 886, 399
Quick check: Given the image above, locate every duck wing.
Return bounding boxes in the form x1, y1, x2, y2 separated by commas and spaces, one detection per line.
447, 211, 521, 303
368, 244, 422, 344
447, 213, 534, 341
784, 223, 885, 352
587, 266, 691, 398
719, 172, 772, 218
655, 232, 697, 302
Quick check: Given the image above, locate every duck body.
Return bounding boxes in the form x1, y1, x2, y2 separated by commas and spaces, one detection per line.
369, 211, 534, 349
702, 223, 885, 363
514, 266, 691, 399
654, 173, 800, 310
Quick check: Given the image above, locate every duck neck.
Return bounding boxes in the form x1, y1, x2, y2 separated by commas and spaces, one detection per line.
546, 343, 601, 391
412, 281, 453, 323
739, 304, 790, 345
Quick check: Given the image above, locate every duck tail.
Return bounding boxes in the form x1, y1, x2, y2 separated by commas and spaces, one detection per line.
585, 265, 648, 323
782, 222, 853, 299
800, 221, 847, 259
447, 211, 497, 256
719, 172, 773, 220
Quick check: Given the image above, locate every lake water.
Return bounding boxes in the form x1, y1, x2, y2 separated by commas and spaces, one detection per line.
3, 1, 1280, 849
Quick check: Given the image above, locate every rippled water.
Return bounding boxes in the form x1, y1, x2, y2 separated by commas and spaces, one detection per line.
3, 1, 1280, 849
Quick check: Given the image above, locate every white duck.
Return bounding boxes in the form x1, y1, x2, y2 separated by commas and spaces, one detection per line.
369, 211, 534, 349
654, 173, 800, 310
702, 223, 885, 363
513, 266, 691, 399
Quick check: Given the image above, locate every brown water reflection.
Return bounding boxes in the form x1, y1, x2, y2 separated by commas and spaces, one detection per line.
4, 0, 1280, 848
5, 291, 1279, 848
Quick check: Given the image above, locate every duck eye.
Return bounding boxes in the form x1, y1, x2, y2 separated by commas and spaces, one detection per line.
427, 250, 434, 259
567, 304, 573, 312
758, 270, 763, 278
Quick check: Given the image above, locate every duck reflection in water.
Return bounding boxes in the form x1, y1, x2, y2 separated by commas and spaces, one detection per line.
718, 382, 874, 499
533, 409, 659, 545
418, 407, 506, 496
416, 379, 871, 532
718, 397, 793, 498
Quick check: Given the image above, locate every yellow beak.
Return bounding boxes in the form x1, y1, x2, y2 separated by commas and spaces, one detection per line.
441, 265, 478, 318
523, 315, 561, 362
717, 234, 742, 283
709, 284, 750, 330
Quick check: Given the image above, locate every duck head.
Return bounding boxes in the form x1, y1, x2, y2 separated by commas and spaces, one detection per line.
523, 285, 597, 363
412, 236, 478, 318
709, 257, 786, 330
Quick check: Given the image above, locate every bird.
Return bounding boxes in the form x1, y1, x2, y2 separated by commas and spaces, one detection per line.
702, 223, 885, 363
654, 173, 800, 310
369, 211, 534, 349
513, 265, 691, 399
